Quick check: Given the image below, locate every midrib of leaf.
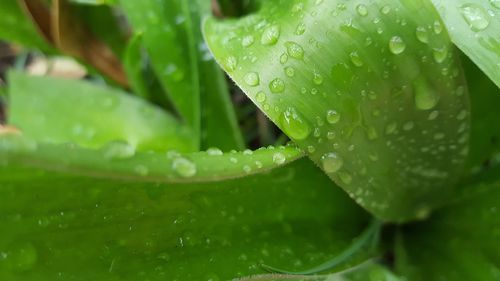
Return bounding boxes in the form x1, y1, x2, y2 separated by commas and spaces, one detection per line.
204, 0, 471, 222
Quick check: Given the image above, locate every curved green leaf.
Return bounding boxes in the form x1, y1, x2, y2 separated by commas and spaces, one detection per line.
0, 135, 303, 183
7, 72, 195, 152
0, 140, 370, 280
431, 0, 500, 89
204, 0, 470, 222
395, 174, 500, 281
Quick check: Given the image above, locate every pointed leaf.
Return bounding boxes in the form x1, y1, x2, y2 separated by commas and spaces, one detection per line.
204, 0, 470, 222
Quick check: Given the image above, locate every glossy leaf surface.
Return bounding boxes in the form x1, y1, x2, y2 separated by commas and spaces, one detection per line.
431, 0, 500, 89
7, 72, 195, 152
204, 0, 471, 222
0, 136, 370, 280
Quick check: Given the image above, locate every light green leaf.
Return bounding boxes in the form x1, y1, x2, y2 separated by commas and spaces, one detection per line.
0, 137, 370, 280
7, 72, 195, 152
395, 172, 500, 281
431, 0, 500, 89
204, 0, 470, 222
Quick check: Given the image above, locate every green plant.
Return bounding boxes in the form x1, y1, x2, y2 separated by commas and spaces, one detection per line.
0, 0, 498, 280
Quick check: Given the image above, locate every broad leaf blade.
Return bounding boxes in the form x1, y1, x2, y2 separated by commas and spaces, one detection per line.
431, 0, 500, 89
7, 72, 195, 152
204, 0, 470, 222
0, 139, 370, 280
395, 175, 500, 281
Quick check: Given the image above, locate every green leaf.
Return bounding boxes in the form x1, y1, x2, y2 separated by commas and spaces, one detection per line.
0, 1, 51, 50
0, 137, 370, 280
238, 262, 402, 281
463, 52, 500, 173
123, 33, 150, 100
430, 0, 500, 89
204, 0, 470, 222
7, 72, 195, 152
194, 1, 246, 151
395, 174, 500, 281
119, 0, 201, 146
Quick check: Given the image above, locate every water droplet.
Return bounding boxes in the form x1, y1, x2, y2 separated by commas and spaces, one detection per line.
164, 64, 185, 82
261, 25, 280, 45
225, 57, 237, 72
338, 171, 352, 184
280, 107, 311, 140
433, 46, 448, 63
460, 4, 490, 31
321, 152, 343, 173
403, 122, 414, 131
207, 147, 223, 156
434, 132, 445, 140
273, 152, 286, 164
349, 51, 363, 67
416, 26, 429, 43
285, 41, 304, 59
255, 91, 267, 103
312, 72, 323, 85
172, 157, 197, 178
381, 5, 391, 14
285, 66, 295, 77
385, 122, 397, 135
367, 126, 378, 140
244, 72, 260, 86
242, 35, 255, 47
280, 53, 289, 64
457, 109, 468, 120
428, 110, 439, 120
433, 20, 443, 34
101, 141, 136, 160
490, 0, 500, 9
327, 131, 336, 140
326, 109, 340, 124
295, 23, 306, 35
389, 36, 406, 55
269, 78, 285, 93
356, 4, 368, 16
414, 76, 439, 110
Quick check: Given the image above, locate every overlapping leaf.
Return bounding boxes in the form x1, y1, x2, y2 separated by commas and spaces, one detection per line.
204, 0, 470, 222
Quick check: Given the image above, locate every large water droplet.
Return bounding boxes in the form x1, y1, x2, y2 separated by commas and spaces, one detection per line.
356, 4, 368, 16
326, 109, 340, 124
207, 147, 223, 156
389, 36, 406, 55
102, 141, 136, 160
261, 25, 280, 45
280, 107, 311, 140
242, 35, 255, 47
415, 26, 429, 43
285, 42, 304, 59
321, 152, 343, 173
172, 157, 197, 178
269, 78, 285, 93
414, 76, 439, 110
460, 4, 490, 31
244, 72, 260, 86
